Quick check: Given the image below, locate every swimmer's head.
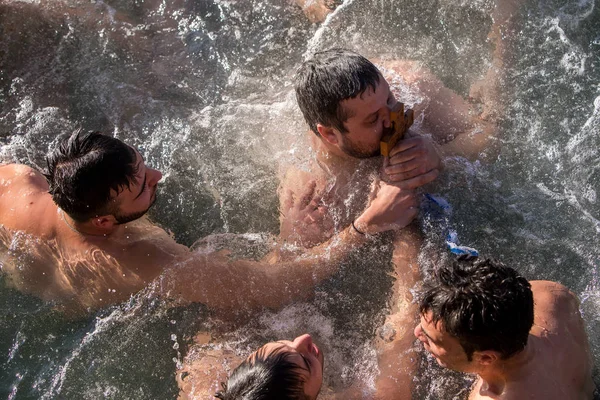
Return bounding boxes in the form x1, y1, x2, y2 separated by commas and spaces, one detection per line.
415, 257, 533, 372
215, 333, 324, 400
295, 48, 381, 137
295, 49, 398, 159
45, 129, 161, 224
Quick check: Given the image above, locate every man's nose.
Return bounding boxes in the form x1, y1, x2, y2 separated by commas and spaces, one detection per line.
147, 168, 163, 187
292, 333, 313, 352
384, 102, 401, 128
414, 325, 425, 342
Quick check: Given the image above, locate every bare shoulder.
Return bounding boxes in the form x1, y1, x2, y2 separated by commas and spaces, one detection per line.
278, 163, 326, 203
118, 218, 189, 270
279, 165, 317, 188
0, 163, 48, 191
374, 59, 436, 85
531, 280, 579, 311
531, 281, 594, 399
531, 280, 583, 335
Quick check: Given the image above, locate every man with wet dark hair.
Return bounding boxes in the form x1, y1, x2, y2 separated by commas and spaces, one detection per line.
295, 48, 382, 140
45, 130, 153, 225
177, 333, 324, 400
0, 129, 411, 314
214, 354, 311, 400
215, 334, 324, 400
214, 334, 321, 400
414, 257, 595, 399
418, 257, 534, 362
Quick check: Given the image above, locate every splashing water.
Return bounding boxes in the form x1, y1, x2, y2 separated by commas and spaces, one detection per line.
0, 0, 598, 398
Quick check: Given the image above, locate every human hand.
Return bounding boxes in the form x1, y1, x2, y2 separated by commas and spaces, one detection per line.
354, 181, 419, 234
279, 180, 334, 247
382, 136, 441, 189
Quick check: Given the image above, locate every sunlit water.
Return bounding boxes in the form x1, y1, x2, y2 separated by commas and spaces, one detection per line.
0, 0, 598, 398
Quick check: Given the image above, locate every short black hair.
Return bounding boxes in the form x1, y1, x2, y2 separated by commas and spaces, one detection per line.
44, 129, 138, 222
294, 48, 381, 135
419, 256, 534, 360
215, 346, 311, 400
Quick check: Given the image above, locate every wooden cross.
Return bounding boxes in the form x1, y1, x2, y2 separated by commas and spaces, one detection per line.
380, 103, 414, 157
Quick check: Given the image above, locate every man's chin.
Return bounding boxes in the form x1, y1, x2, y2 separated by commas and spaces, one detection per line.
342, 147, 381, 159
115, 204, 153, 225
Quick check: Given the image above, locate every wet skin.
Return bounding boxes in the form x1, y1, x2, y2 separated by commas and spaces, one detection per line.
414, 281, 594, 400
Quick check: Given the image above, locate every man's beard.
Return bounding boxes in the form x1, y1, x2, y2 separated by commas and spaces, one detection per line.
339, 137, 380, 159
114, 189, 157, 224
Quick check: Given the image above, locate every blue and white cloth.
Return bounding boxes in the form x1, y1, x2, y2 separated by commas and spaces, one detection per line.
423, 193, 479, 257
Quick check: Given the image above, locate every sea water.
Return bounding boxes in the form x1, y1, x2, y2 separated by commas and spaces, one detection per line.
0, 0, 598, 398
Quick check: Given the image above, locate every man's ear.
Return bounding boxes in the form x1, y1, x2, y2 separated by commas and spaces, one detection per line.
474, 351, 500, 366
91, 215, 118, 229
316, 124, 339, 145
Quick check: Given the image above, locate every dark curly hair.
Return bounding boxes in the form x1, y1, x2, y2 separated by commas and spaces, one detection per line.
44, 129, 138, 222
419, 256, 534, 360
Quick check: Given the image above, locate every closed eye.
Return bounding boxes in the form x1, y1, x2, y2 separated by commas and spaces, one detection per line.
387, 93, 396, 106
134, 173, 147, 199
299, 354, 312, 373
366, 114, 379, 125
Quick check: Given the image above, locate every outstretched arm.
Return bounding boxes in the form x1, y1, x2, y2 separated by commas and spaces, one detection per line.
161, 223, 366, 312
160, 180, 416, 314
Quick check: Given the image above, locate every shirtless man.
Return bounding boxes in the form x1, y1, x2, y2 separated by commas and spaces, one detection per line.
0, 129, 415, 315
414, 257, 595, 399
180, 333, 324, 400
271, 46, 499, 397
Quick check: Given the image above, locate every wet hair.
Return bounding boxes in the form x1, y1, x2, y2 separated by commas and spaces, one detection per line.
215, 346, 311, 400
294, 48, 381, 135
44, 129, 138, 222
419, 256, 534, 360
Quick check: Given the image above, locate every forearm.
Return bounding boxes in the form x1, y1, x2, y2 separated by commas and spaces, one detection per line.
437, 118, 498, 162
252, 224, 369, 308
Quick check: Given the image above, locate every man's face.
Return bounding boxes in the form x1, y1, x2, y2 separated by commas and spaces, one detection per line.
336, 75, 398, 159
112, 149, 162, 224
414, 311, 474, 373
250, 333, 324, 399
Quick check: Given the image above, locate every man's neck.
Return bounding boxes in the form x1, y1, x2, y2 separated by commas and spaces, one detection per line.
477, 339, 536, 396
58, 208, 117, 238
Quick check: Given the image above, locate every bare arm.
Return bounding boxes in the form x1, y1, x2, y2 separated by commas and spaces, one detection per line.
160, 181, 418, 313
380, 60, 498, 162
160, 223, 367, 312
